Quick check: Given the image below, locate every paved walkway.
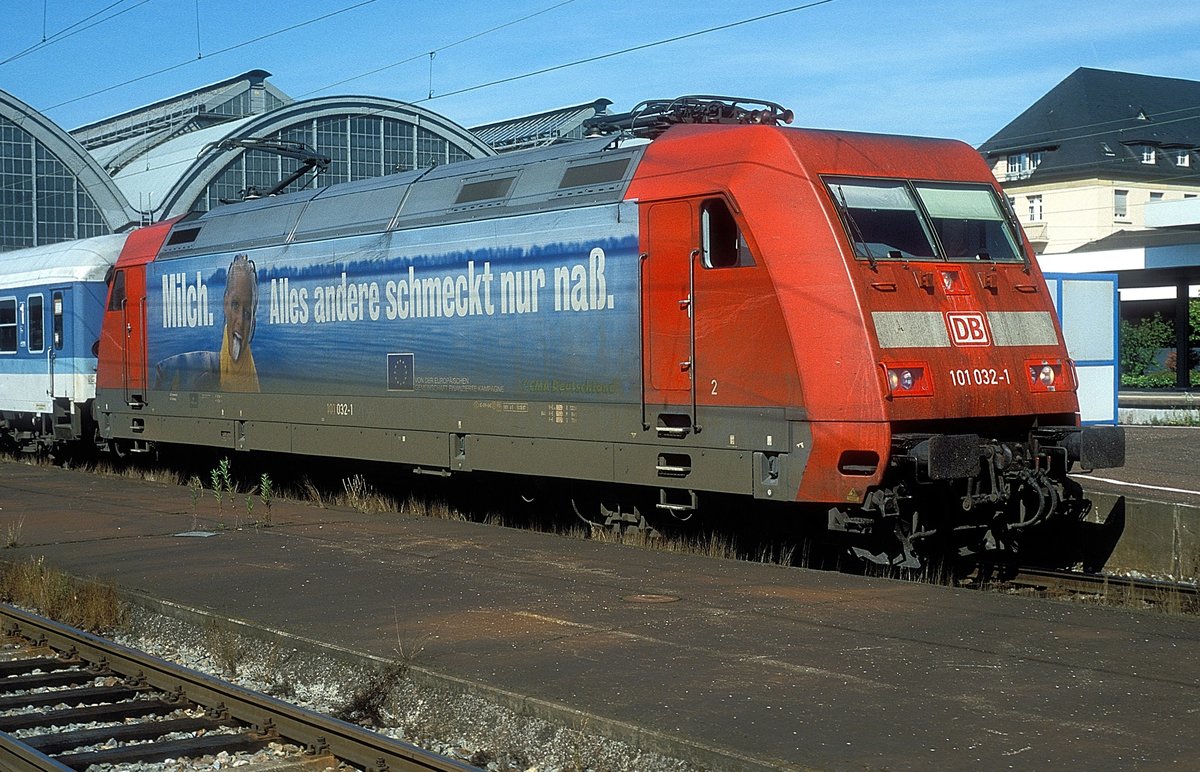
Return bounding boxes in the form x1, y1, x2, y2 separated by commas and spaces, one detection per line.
1, 460, 1198, 770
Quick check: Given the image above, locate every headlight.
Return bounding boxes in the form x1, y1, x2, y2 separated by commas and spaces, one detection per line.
882, 363, 932, 397
1026, 358, 1069, 392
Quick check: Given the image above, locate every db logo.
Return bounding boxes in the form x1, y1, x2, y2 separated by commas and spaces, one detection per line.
946, 311, 990, 346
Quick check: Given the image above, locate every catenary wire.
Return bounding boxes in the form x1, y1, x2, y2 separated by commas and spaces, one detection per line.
39, 0, 384, 114
4, 0, 1200, 231
0, 0, 152, 66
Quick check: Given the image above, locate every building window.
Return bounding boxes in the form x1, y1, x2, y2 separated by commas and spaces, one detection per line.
1150, 191, 1164, 201
1005, 152, 1043, 180
1140, 145, 1156, 164
0, 116, 110, 250
1114, 189, 1129, 219
1177, 150, 1191, 167
198, 116, 483, 211
1027, 194, 1043, 222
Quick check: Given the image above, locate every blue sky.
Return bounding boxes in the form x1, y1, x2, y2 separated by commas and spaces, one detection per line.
6, 0, 1200, 146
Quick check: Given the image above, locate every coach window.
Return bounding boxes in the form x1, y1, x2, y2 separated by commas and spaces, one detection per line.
52, 291, 64, 350
0, 298, 16, 354
701, 198, 754, 268
27, 294, 44, 353
107, 270, 126, 311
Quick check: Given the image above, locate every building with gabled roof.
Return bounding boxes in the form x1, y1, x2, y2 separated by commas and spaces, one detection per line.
979, 67, 1200, 254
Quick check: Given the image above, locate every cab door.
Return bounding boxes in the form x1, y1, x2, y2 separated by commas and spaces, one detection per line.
99, 266, 148, 406
123, 267, 148, 406
643, 200, 697, 434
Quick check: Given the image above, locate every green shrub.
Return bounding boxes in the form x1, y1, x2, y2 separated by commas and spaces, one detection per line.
1120, 313, 1171, 378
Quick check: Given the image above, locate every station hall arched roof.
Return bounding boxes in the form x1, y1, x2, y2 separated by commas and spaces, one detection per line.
109, 95, 496, 221
0, 89, 137, 250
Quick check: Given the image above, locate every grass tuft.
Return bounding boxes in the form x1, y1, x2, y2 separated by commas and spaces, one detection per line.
332, 660, 408, 728
0, 557, 127, 634
205, 619, 246, 678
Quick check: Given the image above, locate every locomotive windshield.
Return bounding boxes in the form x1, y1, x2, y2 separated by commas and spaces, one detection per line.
825, 176, 1023, 263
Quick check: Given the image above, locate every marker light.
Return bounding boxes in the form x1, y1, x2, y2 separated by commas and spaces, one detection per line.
937, 269, 970, 295
882, 362, 933, 397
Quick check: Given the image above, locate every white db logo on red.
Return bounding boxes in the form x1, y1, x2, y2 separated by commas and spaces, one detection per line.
946, 311, 990, 346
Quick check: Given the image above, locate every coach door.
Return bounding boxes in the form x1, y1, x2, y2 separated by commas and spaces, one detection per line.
46, 289, 67, 401
643, 200, 697, 436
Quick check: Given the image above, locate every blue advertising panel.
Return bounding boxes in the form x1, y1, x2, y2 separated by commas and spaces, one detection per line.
146, 204, 641, 402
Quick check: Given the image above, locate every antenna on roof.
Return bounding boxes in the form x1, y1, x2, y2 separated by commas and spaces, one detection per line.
583, 95, 793, 139
201, 137, 331, 202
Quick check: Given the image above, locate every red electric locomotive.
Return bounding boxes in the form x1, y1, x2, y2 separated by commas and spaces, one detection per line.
93, 97, 1123, 567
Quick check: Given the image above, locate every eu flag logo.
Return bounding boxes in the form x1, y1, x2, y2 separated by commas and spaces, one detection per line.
387, 353, 414, 391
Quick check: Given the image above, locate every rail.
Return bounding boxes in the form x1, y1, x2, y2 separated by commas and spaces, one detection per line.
1006, 567, 1199, 610
0, 604, 472, 772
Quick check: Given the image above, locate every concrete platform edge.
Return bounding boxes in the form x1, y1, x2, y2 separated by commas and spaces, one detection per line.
1085, 492, 1200, 578
120, 590, 799, 772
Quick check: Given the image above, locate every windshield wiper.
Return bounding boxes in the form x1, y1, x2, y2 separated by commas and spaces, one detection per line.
834, 186, 878, 269
998, 195, 1032, 273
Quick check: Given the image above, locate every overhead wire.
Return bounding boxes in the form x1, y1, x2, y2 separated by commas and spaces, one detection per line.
293, 0, 579, 99
39, 0, 384, 114
1, 0, 154, 66
15, 0, 842, 200
0, 0, 585, 203
420, 0, 837, 102
4, 0, 1200, 234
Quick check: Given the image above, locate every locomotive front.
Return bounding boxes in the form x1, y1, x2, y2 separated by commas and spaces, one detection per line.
774, 130, 1125, 567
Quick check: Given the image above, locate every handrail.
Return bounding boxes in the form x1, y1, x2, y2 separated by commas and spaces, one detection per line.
688, 248, 701, 434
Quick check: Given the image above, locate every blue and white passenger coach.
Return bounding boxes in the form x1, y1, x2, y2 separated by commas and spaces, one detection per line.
0, 234, 127, 452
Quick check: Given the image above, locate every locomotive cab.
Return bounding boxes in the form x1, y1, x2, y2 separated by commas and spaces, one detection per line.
628, 116, 1124, 567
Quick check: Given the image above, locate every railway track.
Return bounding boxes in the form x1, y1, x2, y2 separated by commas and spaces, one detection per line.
0, 604, 473, 772
1005, 567, 1200, 611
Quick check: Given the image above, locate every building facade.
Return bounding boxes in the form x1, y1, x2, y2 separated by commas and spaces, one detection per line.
979, 68, 1200, 255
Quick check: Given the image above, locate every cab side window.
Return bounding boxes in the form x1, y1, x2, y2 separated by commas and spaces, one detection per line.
701, 199, 755, 268
107, 270, 126, 311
